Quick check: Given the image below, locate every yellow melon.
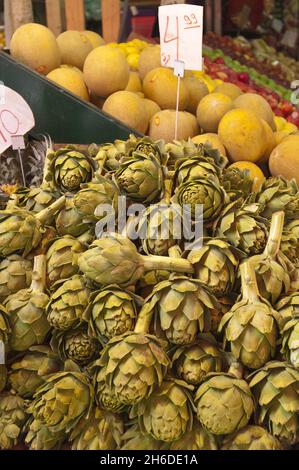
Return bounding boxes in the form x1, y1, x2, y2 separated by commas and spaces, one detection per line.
269, 136, 299, 184
149, 110, 198, 143
47, 68, 89, 101
143, 67, 189, 111
57, 30, 93, 70
184, 76, 209, 115
229, 161, 265, 192
197, 93, 233, 133
233, 93, 276, 131
143, 99, 161, 121
192, 133, 227, 156
103, 91, 148, 134
125, 72, 143, 92
138, 45, 161, 81
214, 83, 243, 100
83, 30, 105, 49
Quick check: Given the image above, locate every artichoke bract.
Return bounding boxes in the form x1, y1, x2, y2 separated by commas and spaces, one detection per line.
222, 167, 254, 202
0, 303, 10, 345
0, 255, 32, 302
121, 424, 163, 451
167, 418, 218, 450
30, 361, 94, 433
222, 425, 283, 450
46, 236, 86, 289
214, 200, 268, 256
11, 184, 62, 215
130, 379, 195, 443
219, 261, 280, 370
137, 275, 218, 345
249, 361, 299, 444
84, 285, 141, 343
0, 196, 65, 257
176, 176, 226, 222
70, 406, 123, 451
0, 392, 28, 450
55, 197, 90, 237
115, 151, 164, 204
51, 326, 99, 365
166, 139, 227, 171
47, 275, 90, 330
8, 345, 62, 398
4, 255, 51, 352
78, 233, 193, 289
45, 146, 96, 193
174, 154, 221, 186
250, 211, 291, 304
195, 363, 254, 436
94, 139, 127, 173
25, 418, 65, 450
255, 176, 299, 221
276, 293, 299, 368
91, 365, 125, 413
187, 238, 244, 296
172, 335, 226, 385
92, 331, 170, 406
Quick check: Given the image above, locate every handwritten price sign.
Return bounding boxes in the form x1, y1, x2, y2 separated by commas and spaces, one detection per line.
159, 4, 203, 71
0, 85, 35, 155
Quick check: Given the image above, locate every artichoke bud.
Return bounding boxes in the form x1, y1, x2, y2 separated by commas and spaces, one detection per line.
84, 285, 142, 343
0, 255, 32, 302
25, 417, 65, 450
127, 135, 165, 162
0, 303, 10, 344
94, 140, 127, 173
168, 418, 218, 450
91, 364, 126, 413
195, 365, 254, 436
222, 167, 253, 202
11, 184, 62, 215
219, 261, 280, 370
121, 424, 163, 450
4, 255, 51, 352
51, 326, 100, 365
45, 146, 96, 193
222, 425, 283, 450
130, 379, 195, 443
174, 154, 221, 186
281, 315, 299, 369
255, 176, 299, 221
73, 179, 119, 223
249, 361, 299, 444
55, 196, 90, 238
0, 392, 28, 449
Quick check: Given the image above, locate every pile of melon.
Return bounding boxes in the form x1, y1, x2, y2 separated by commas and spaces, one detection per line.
9, 23, 299, 183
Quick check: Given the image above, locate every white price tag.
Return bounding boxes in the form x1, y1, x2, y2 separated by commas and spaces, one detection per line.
0, 85, 35, 155
159, 4, 203, 71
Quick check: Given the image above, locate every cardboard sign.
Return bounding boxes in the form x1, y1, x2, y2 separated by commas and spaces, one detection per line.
159, 4, 203, 71
0, 85, 35, 154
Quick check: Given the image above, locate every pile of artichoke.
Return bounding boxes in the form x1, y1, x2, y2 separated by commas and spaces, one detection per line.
0, 136, 299, 451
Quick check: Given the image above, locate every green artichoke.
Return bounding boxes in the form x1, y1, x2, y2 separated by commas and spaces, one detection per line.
219, 261, 279, 369
0, 196, 65, 257
167, 418, 218, 450
222, 425, 283, 450
91, 365, 125, 413
73, 178, 119, 223
130, 379, 195, 442
121, 424, 163, 450
250, 211, 290, 304
45, 146, 95, 193
195, 364, 254, 435
0, 392, 28, 449
4, 255, 51, 351
11, 184, 62, 215
255, 176, 299, 221
47, 275, 90, 330
187, 238, 243, 296
222, 166, 254, 202
94, 139, 126, 173
51, 327, 99, 365
172, 335, 226, 385
280, 227, 299, 269
55, 197, 90, 237
281, 316, 299, 369
84, 285, 141, 343
137, 276, 218, 345
0, 255, 32, 302
92, 332, 170, 406
78, 233, 193, 288
249, 361, 299, 444
174, 154, 221, 186
165, 139, 227, 170
8, 345, 62, 398
176, 176, 226, 222
0, 303, 10, 344
214, 200, 268, 256
126, 135, 165, 161
46, 236, 86, 288
25, 418, 65, 450
30, 363, 94, 433
115, 151, 164, 204
275, 292, 299, 329
70, 406, 123, 450
137, 269, 171, 298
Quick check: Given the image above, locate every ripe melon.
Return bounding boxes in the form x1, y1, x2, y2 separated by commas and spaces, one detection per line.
274, 131, 291, 146
138, 45, 161, 81
83, 46, 130, 98
103, 91, 148, 134
214, 83, 243, 100
47, 68, 89, 101
184, 76, 209, 115
233, 93, 276, 131
218, 109, 265, 163
196, 93, 233, 133
60, 64, 84, 77
143, 67, 189, 111
259, 119, 276, 164
149, 110, 198, 143
229, 161, 265, 192
269, 136, 299, 184
83, 30, 105, 49
192, 133, 227, 156
143, 99, 161, 121
10, 23, 61, 75
57, 30, 93, 70
125, 72, 143, 92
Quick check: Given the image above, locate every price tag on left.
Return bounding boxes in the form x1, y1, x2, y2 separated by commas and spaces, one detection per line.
0, 85, 35, 154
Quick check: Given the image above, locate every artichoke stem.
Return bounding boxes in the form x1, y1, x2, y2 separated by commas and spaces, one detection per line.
162, 176, 174, 205
240, 261, 259, 303
265, 211, 285, 258
35, 196, 66, 224
141, 255, 194, 274
134, 308, 154, 333
228, 362, 243, 379
30, 255, 47, 292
